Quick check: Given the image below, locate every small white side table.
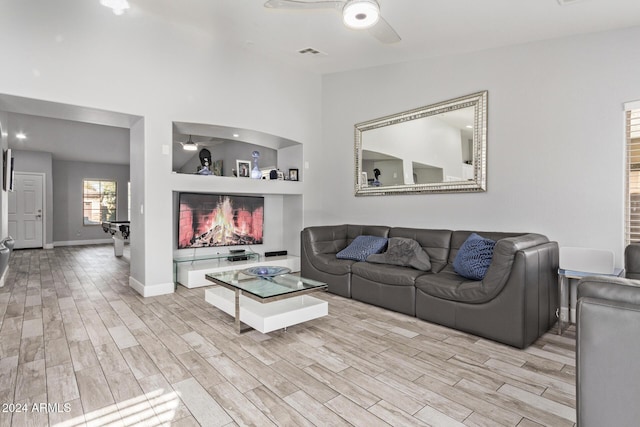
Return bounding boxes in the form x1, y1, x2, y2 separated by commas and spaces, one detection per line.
557, 267, 624, 335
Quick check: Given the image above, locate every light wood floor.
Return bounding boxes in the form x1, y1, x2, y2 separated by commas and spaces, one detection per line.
0, 245, 576, 426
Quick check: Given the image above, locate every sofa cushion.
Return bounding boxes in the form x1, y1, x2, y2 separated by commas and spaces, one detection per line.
311, 253, 357, 275
420, 233, 552, 303
347, 225, 390, 242
389, 228, 452, 273
366, 237, 431, 271
453, 233, 496, 280
352, 262, 425, 287
304, 224, 349, 255
415, 264, 488, 302
336, 235, 388, 262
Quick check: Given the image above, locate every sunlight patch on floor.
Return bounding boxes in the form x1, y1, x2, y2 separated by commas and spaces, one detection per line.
53, 389, 180, 427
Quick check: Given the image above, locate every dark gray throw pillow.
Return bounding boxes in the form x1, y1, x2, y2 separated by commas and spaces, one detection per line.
335, 235, 388, 262
366, 237, 431, 271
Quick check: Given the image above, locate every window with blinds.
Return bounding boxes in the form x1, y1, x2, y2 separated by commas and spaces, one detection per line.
626, 107, 640, 245
83, 179, 117, 226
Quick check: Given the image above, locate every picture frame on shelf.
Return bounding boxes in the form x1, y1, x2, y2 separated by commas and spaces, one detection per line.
213, 160, 223, 176
236, 160, 250, 178
277, 170, 284, 180
289, 168, 299, 181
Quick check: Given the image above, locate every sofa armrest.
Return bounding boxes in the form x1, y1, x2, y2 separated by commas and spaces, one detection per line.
577, 283, 640, 427
577, 276, 640, 305
481, 233, 551, 293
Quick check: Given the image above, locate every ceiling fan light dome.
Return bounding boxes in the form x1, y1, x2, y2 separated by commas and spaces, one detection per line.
343, 0, 380, 29
182, 135, 198, 151
100, 0, 130, 15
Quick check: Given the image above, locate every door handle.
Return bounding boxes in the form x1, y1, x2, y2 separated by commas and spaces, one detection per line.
35, 214, 42, 219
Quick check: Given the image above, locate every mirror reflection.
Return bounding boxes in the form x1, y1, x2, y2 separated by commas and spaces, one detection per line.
355, 91, 487, 195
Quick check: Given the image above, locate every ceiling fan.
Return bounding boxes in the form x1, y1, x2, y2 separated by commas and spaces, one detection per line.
264, 0, 401, 44
176, 135, 224, 151
179, 135, 198, 151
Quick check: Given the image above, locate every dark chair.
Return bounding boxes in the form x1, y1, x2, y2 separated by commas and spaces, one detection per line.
576, 273, 640, 426
624, 243, 640, 279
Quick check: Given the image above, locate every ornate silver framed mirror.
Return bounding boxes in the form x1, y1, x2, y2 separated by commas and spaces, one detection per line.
355, 91, 487, 196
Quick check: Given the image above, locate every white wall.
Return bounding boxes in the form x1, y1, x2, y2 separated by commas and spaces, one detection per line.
0, 112, 8, 238
0, 0, 321, 295
314, 26, 640, 267
52, 159, 130, 244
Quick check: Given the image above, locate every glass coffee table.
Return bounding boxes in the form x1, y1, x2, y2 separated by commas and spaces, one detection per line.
204, 269, 328, 334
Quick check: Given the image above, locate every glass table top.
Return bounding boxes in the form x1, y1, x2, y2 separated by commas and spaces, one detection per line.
558, 267, 625, 278
205, 269, 327, 300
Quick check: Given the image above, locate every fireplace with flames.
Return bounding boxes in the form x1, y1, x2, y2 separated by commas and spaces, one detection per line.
178, 193, 264, 249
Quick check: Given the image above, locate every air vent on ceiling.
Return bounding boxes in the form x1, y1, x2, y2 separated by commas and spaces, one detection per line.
556, 0, 587, 5
298, 47, 327, 56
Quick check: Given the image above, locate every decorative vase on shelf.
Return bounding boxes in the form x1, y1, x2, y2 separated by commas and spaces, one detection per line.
251, 150, 262, 179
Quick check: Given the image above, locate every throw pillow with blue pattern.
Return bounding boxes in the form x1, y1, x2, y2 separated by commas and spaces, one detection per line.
336, 235, 388, 262
453, 233, 496, 280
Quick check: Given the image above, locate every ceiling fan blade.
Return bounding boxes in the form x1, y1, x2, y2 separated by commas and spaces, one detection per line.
264, 0, 344, 10
368, 16, 401, 44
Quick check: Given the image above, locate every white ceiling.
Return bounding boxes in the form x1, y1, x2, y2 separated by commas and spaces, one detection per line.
132, 0, 640, 74
3, 0, 640, 164
5, 112, 131, 165
0, 94, 137, 165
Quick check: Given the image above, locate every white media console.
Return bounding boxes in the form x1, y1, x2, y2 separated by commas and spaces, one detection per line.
174, 253, 301, 288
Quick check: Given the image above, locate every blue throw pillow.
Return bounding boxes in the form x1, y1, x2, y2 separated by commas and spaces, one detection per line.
336, 235, 388, 262
453, 233, 496, 281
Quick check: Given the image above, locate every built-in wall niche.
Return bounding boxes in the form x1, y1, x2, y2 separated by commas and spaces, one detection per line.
170, 122, 304, 267
172, 122, 302, 180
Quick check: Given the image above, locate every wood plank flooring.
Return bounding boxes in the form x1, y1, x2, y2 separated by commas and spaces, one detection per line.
0, 245, 576, 426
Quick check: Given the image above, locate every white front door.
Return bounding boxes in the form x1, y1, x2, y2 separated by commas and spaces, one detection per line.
8, 173, 44, 249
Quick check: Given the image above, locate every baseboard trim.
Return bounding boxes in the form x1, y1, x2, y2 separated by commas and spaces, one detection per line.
54, 239, 113, 247
44, 243, 54, 250
129, 276, 174, 297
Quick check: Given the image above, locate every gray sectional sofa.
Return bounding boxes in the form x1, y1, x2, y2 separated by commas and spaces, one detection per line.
301, 224, 559, 348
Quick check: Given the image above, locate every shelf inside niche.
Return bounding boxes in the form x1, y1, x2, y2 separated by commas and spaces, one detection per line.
171, 173, 303, 196
172, 122, 303, 182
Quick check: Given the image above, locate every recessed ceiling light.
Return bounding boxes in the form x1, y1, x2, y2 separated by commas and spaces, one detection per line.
465, 125, 473, 129
16, 132, 27, 140
233, 133, 240, 138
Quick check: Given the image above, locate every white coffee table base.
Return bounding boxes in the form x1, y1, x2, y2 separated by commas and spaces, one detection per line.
205, 286, 328, 334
